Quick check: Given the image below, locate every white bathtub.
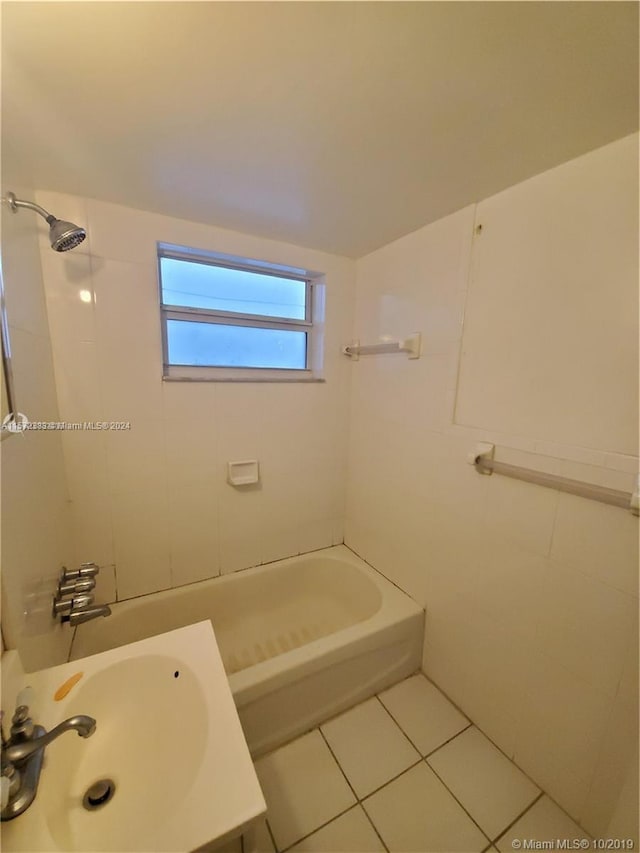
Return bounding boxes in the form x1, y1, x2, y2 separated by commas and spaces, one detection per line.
70, 545, 424, 755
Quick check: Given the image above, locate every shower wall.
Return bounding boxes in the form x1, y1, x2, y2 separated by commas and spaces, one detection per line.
345, 133, 639, 836
36, 194, 355, 602
0, 150, 75, 670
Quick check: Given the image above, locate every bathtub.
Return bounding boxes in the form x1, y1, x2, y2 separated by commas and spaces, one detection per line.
70, 545, 424, 755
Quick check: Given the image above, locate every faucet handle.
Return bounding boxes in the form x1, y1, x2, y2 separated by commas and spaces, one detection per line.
53, 593, 95, 616
58, 577, 96, 597
61, 563, 100, 582
10, 707, 34, 742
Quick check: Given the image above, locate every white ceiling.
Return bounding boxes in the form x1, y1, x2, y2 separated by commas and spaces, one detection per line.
2, 2, 638, 258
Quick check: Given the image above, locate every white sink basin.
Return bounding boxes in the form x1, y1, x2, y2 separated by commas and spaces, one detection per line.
1, 622, 265, 852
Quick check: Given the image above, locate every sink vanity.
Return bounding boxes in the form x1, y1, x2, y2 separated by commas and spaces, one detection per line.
1, 621, 266, 852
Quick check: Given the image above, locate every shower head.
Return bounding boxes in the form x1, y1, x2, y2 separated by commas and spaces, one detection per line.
4, 191, 86, 252
47, 217, 86, 252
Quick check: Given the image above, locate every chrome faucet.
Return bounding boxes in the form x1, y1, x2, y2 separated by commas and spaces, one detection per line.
1, 705, 96, 821
3, 714, 95, 765
67, 605, 111, 626
52, 562, 112, 626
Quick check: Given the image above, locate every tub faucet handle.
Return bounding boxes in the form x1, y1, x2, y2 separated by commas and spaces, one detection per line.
53, 593, 94, 617
58, 577, 96, 597
61, 563, 99, 582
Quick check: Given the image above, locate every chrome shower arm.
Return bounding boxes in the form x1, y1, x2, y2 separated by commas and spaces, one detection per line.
4, 192, 54, 224
3, 191, 86, 252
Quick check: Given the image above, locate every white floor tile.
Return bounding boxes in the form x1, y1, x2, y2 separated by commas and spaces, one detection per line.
428, 727, 540, 840
321, 697, 420, 798
254, 730, 356, 851
495, 796, 590, 851
289, 805, 385, 852
379, 674, 470, 755
363, 762, 488, 852
244, 818, 276, 853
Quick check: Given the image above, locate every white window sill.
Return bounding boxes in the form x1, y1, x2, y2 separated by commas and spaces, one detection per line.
163, 366, 325, 383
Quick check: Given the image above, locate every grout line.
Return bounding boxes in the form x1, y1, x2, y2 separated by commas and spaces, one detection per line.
417, 672, 551, 806
265, 817, 278, 853
425, 759, 492, 847
260, 672, 588, 853
373, 694, 424, 756
359, 804, 390, 853
491, 791, 544, 844
359, 757, 424, 803
418, 672, 472, 727
318, 726, 360, 801
277, 803, 361, 853
375, 674, 474, 761
67, 625, 78, 662
340, 543, 425, 606
317, 726, 395, 852
423, 722, 473, 760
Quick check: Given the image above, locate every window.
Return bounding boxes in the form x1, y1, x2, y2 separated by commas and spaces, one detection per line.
158, 245, 324, 381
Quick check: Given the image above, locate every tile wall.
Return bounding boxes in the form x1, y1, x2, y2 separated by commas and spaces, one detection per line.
345, 134, 639, 836
1, 157, 75, 669
36, 193, 355, 601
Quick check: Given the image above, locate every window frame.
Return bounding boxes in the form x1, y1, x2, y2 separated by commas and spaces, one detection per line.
158, 244, 323, 382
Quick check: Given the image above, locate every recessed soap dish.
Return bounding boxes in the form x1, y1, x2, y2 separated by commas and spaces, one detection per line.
227, 460, 260, 487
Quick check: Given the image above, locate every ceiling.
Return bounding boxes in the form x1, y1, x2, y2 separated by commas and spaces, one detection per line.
2, 2, 638, 258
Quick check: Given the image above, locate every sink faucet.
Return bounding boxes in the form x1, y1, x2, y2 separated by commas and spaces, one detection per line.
1, 705, 96, 821
3, 714, 95, 765
67, 604, 111, 626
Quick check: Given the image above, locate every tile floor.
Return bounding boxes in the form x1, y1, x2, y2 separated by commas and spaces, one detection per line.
223, 673, 591, 853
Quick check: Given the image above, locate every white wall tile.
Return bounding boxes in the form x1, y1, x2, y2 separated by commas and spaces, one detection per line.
111, 487, 171, 599
481, 475, 558, 557
580, 691, 639, 838
535, 563, 637, 695
161, 379, 217, 422
163, 417, 217, 488
68, 487, 115, 569
512, 652, 614, 818
105, 418, 166, 493
167, 483, 220, 586
39, 249, 95, 344
1, 181, 75, 670
455, 134, 638, 456
550, 493, 639, 597
51, 341, 103, 423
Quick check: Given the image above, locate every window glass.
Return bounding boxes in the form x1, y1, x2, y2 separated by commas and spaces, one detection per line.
166, 319, 307, 370
160, 257, 306, 320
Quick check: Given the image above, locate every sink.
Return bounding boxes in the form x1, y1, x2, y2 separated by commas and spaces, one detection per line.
1, 622, 265, 852
40, 655, 209, 851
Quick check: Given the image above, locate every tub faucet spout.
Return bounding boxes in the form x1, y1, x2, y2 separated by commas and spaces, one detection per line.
66, 605, 111, 626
